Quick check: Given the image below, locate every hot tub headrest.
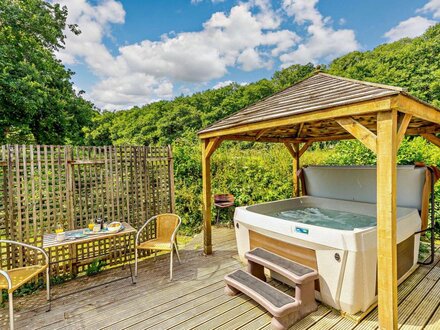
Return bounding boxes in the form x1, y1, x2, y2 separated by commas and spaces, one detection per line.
302, 165, 426, 210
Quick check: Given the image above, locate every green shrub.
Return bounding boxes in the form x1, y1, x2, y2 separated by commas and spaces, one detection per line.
173, 134, 440, 236
86, 259, 106, 276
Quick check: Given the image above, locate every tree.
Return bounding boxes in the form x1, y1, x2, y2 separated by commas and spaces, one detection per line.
328, 24, 440, 107
271, 63, 315, 90
0, 0, 96, 144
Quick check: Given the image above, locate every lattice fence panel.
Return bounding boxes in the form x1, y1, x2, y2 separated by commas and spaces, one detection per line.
0, 145, 174, 276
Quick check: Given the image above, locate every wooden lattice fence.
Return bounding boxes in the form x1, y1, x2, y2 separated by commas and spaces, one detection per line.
0, 145, 175, 276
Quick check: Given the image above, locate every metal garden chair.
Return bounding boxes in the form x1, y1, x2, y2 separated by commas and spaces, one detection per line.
0, 240, 50, 330
134, 214, 182, 281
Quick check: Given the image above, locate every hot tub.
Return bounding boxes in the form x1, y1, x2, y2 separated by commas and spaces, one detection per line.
234, 166, 425, 315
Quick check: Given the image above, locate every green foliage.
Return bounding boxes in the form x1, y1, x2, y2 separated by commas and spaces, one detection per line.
327, 140, 376, 165
272, 63, 315, 90
86, 259, 106, 276
0, 0, 96, 144
328, 24, 440, 107
83, 25, 440, 234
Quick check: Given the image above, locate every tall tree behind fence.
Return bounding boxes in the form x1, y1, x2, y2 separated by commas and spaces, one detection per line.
0, 145, 174, 275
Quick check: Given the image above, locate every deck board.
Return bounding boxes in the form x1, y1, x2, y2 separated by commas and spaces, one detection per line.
1, 227, 439, 330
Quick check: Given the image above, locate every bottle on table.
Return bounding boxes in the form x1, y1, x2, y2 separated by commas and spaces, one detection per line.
96, 217, 102, 231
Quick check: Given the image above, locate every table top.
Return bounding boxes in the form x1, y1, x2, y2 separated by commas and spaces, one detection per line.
43, 222, 136, 248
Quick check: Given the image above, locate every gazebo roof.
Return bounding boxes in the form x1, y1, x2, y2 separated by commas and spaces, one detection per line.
198, 72, 440, 143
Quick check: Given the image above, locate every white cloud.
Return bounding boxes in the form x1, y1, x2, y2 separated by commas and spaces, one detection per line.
283, 0, 322, 25
213, 80, 234, 89
237, 48, 271, 71
280, 0, 359, 66
55, 0, 124, 76
384, 16, 436, 42
418, 0, 440, 18
57, 0, 301, 109
90, 74, 173, 110
56, 0, 359, 109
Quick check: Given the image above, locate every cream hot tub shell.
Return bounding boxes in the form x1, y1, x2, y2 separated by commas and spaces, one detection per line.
234, 166, 425, 315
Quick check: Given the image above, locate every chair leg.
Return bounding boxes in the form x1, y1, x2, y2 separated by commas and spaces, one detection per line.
154, 251, 157, 262
216, 208, 220, 224
134, 248, 138, 283
46, 267, 51, 311
8, 292, 14, 330
170, 249, 174, 281
174, 243, 181, 264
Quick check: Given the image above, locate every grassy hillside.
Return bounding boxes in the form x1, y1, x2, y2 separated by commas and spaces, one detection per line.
84, 24, 440, 233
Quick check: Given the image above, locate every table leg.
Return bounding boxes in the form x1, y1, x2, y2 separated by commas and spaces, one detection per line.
70, 244, 78, 277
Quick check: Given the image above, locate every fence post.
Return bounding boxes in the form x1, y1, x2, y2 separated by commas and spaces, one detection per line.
65, 146, 75, 230
168, 145, 175, 213
65, 146, 78, 276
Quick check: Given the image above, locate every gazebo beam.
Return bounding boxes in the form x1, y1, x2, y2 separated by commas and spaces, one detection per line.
395, 95, 440, 124
376, 110, 398, 330
299, 141, 312, 157
296, 123, 305, 137
221, 125, 438, 145
336, 117, 377, 153
396, 113, 412, 147
199, 98, 393, 139
255, 128, 269, 140
205, 137, 222, 158
421, 133, 440, 148
224, 134, 355, 144
284, 142, 297, 158
201, 137, 222, 255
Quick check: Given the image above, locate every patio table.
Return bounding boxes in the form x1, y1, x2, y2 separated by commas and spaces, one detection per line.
43, 222, 136, 300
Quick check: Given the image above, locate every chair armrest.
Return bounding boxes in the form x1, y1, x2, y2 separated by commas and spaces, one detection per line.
170, 215, 182, 246
0, 240, 49, 266
0, 270, 12, 290
135, 216, 158, 246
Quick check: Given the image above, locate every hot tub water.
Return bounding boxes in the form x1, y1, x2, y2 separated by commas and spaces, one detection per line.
269, 207, 376, 231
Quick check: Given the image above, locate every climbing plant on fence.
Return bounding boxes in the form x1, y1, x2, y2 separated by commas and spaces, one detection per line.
0, 145, 175, 276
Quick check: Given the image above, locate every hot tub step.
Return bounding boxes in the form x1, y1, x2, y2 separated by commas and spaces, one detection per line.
244, 247, 319, 324
224, 269, 300, 330
245, 247, 318, 284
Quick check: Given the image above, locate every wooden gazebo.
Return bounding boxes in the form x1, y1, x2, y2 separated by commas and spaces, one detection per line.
197, 72, 440, 329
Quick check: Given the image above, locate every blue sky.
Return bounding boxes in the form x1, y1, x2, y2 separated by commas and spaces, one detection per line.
55, 0, 439, 110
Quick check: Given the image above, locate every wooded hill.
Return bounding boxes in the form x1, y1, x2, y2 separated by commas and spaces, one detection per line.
83, 24, 440, 147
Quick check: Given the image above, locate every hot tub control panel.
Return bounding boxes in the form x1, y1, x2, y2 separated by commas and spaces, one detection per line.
294, 226, 309, 235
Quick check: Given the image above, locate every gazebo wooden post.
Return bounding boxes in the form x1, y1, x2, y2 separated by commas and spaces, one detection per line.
292, 143, 300, 197
285, 141, 312, 197
376, 110, 398, 330
202, 137, 222, 255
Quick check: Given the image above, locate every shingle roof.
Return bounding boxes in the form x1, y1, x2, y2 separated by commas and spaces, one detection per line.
198, 72, 404, 135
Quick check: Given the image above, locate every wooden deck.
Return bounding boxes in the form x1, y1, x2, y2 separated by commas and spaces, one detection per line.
1, 227, 440, 329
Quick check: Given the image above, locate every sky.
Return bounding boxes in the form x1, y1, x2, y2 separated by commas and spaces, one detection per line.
52, 0, 440, 110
